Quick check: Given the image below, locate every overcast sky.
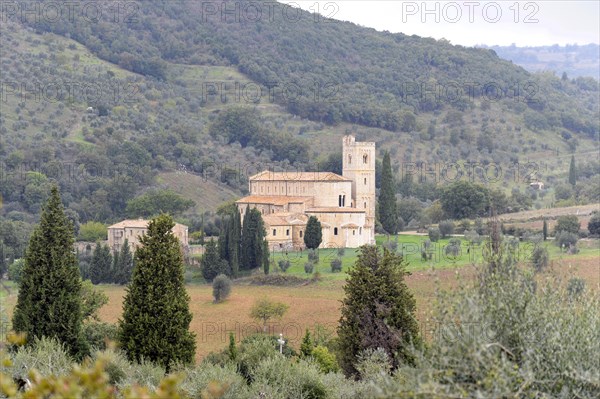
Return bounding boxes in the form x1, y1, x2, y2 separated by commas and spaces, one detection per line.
294, 1, 599, 47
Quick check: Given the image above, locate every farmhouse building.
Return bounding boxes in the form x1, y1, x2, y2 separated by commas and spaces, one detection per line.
107, 219, 189, 252
236, 135, 376, 250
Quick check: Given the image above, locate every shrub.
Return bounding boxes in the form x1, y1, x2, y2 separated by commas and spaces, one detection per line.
554, 215, 580, 234
428, 227, 441, 242
531, 245, 550, 272
252, 356, 328, 399
304, 262, 314, 274
9, 337, 73, 380
465, 229, 482, 245
555, 231, 578, 249
458, 219, 471, 234
311, 345, 339, 373
278, 259, 290, 273
355, 348, 392, 382
212, 274, 232, 303
588, 212, 600, 236
566, 277, 585, 299
179, 362, 247, 399
337, 248, 345, 257
330, 258, 342, 273
82, 322, 118, 351
444, 238, 461, 258
438, 220, 455, 238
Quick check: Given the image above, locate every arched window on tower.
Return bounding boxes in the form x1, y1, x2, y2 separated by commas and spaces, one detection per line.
348, 154, 352, 164
363, 154, 368, 164
334, 227, 338, 235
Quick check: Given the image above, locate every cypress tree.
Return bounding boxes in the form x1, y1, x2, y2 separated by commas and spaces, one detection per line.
262, 239, 270, 275
228, 207, 241, 278
201, 240, 227, 282
241, 207, 266, 271
12, 186, 87, 358
118, 214, 196, 372
89, 243, 112, 284
218, 217, 230, 262
241, 206, 252, 270
113, 239, 134, 285
0, 241, 7, 278
379, 151, 398, 235
300, 329, 314, 357
111, 248, 119, 284
542, 219, 548, 241
337, 245, 421, 377
568, 155, 577, 187
304, 216, 322, 250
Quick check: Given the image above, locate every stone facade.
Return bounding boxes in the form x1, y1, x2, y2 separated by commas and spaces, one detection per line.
107, 219, 189, 252
236, 135, 376, 250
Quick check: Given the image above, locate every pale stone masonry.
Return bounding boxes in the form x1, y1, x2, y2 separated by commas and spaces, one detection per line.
107, 219, 189, 252
236, 135, 376, 250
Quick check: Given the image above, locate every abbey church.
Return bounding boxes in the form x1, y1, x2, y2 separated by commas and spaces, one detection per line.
236, 136, 376, 250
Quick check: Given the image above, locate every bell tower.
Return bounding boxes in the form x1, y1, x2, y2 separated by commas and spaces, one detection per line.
342, 135, 376, 241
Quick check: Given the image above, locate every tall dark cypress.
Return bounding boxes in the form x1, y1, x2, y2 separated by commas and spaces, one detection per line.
379, 151, 398, 235
240, 207, 266, 271
228, 206, 241, 278
113, 239, 134, 285
12, 186, 87, 358
118, 214, 196, 372
568, 155, 577, 187
337, 246, 421, 377
89, 243, 112, 284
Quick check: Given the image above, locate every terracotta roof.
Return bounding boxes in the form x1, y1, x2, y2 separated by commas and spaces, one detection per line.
263, 215, 293, 226
250, 170, 350, 182
236, 195, 312, 206
306, 207, 366, 213
262, 212, 309, 226
341, 223, 360, 229
108, 219, 187, 229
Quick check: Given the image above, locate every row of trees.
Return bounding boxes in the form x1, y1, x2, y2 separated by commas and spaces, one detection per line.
11, 186, 196, 371
201, 205, 269, 281
84, 241, 134, 285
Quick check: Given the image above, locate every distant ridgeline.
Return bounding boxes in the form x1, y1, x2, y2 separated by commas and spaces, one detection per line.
18, 0, 599, 137
482, 44, 600, 80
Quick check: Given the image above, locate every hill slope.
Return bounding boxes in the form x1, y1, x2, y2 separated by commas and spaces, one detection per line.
0, 1, 598, 240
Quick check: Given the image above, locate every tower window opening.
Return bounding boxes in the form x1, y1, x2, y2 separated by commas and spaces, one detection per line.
273, 229, 276, 236
348, 154, 352, 164
363, 154, 368, 164
334, 227, 338, 235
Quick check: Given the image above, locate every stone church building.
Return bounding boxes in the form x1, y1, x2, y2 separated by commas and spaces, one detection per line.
236, 135, 376, 250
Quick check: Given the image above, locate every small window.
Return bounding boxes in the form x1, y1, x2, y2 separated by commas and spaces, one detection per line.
334, 227, 338, 235
364, 202, 367, 209
359, 227, 362, 235
353, 230, 356, 235
273, 229, 277, 236
364, 177, 367, 185
348, 154, 352, 164
300, 230, 303, 237
286, 229, 290, 236
363, 154, 368, 164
